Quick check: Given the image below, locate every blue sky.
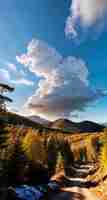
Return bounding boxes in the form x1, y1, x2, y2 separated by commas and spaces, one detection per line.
0, 0, 107, 122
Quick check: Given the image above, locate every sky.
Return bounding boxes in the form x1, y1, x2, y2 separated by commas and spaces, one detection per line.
0, 0, 107, 122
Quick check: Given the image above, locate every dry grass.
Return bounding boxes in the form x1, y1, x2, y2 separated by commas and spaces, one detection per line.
1, 125, 107, 179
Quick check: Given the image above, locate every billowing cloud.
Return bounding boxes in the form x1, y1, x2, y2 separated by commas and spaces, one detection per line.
16, 39, 106, 119
65, 0, 107, 38
0, 67, 33, 87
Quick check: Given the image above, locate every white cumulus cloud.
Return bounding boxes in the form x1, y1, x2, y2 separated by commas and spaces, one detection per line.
0, 66, 34, 87
16, 39, 106, 119
65, 0, 107, 38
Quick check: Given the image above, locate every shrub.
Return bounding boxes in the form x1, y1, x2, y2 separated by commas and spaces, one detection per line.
98, 134, 107, 178
55, 151, 64, 173
22, 129, 47, 165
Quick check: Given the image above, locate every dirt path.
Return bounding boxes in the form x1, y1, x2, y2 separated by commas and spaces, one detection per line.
50, 163, 100, 200
50, 186, 100, 200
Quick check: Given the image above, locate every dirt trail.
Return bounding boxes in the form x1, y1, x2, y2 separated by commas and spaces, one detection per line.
50, 164, 100, 200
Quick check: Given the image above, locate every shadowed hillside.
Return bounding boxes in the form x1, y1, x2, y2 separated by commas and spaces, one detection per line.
0, 112, 105, 134
50, 118, 105, 133
0, 112, 45, 129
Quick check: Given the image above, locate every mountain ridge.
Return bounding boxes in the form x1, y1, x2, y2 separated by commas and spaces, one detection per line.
28, 115, 50, 126
0, 112, 105, 133
50, 118, 105, 133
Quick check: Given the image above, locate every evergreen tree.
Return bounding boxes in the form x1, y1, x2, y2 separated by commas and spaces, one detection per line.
0, 83, 14, 112
0, 118, 10, 186
0, 83, 14, 150
47, 137, 58, 177
5, 142, 27, 186
0, 118, 7, 148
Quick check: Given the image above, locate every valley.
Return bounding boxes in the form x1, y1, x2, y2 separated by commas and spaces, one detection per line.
0, 113, 107, 199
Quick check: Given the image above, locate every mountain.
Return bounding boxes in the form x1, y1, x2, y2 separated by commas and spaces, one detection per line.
0, 112, 43, 129
0, 112, 105, 133
50, 118, 105, 133
103, 122, 107, 127
28, 115, 50, 125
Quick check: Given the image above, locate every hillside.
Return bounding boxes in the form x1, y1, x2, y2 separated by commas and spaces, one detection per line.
0, 112, 105, 133
0, 112, 72, 134
50, 118, 105, 133
0, 112, 43, 129
28, 115, 50, 126
103, 122, 107, 127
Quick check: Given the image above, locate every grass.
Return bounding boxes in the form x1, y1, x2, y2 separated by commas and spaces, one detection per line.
1, 125, 105, 165
1, 123, 107, 189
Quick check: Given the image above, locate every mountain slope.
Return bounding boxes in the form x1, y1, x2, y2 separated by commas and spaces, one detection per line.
0, 112, 43, 129
28, 115, 50, 125
103, 122, 107, 127
0, 112, 105, 133
50, 118, 105, 133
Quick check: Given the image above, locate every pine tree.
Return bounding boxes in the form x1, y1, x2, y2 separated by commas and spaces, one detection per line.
47, 137, 58, 177
0, 118, 7, 148
5, 142, 27, 186
0, 83, 14, 112
0, 83, 14, 152
0, 118, 10, 186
